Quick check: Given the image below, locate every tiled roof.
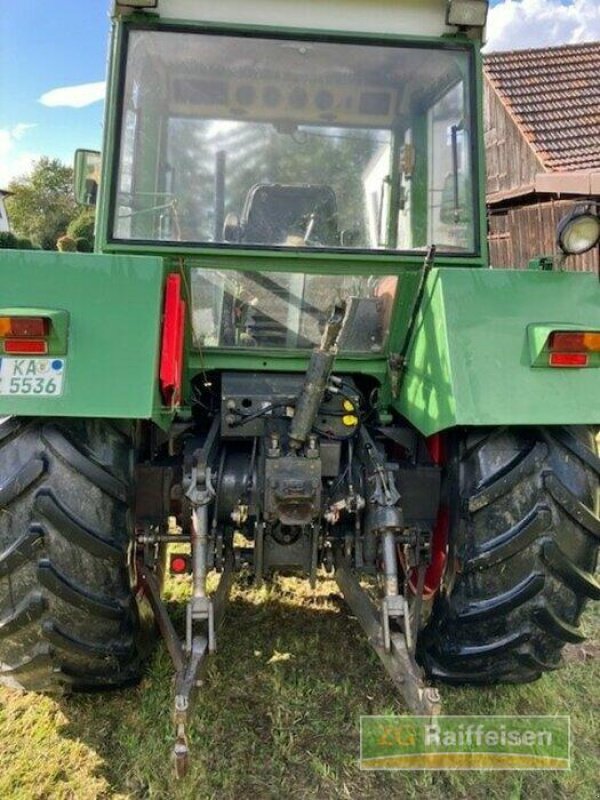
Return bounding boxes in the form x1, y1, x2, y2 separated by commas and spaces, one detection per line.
484, 42, 600, 172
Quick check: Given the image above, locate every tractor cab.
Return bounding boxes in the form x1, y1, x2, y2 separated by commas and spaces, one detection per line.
98, 18, 483, 363
107, 24, 480, 258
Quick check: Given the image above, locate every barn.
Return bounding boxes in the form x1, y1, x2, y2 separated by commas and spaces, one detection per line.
484, 42, 600, 272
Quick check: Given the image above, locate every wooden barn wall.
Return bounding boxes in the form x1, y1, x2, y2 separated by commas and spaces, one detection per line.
488, 199, 600, 272
484, 79, 545, 200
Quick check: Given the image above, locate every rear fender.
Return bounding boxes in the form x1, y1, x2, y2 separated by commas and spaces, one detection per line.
395, 268, 600, 435
0, 250, 170, 426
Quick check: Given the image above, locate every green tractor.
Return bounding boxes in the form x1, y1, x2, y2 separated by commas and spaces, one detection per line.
1, 0, 599, 775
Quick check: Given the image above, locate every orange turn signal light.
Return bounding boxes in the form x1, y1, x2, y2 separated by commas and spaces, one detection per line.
0, 316, 49, 338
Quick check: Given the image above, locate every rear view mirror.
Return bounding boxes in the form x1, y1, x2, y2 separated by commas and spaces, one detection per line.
74, 149, 101, 206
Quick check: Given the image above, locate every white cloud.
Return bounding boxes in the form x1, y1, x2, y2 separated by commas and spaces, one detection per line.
486, 0, 600, 52
11, 123, 38, 140
0, 124, 40, 187
39, 81, 106, 109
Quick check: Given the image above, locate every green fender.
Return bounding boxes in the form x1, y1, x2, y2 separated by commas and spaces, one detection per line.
395, 267, 600, 436
0, 250, 169, 425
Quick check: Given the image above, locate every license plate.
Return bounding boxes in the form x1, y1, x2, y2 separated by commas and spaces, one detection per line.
0, 358, 66, 397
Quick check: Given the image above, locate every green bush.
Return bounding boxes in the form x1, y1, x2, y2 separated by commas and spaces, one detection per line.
0, 231, 18, 249
56, 235, 77, 252
16, 237, 34, 250
75, 236, 93, 253
67, 209, 95, 248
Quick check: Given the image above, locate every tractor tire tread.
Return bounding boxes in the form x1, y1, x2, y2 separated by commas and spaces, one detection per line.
0, 417, 147, 693
37, 559, 126, 620
421, 426, 599, 684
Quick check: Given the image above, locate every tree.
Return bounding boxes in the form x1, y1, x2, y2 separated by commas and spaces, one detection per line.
6, 157, 79, 250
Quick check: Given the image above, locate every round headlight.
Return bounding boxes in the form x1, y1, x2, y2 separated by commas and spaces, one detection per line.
557, 206, 600, 256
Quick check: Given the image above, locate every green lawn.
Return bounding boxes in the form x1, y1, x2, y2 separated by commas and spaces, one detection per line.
1, 575, 598, 800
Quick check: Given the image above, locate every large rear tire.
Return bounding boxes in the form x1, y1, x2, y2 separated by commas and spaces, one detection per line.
0, 417, 151, 692
420, 426, 600, 684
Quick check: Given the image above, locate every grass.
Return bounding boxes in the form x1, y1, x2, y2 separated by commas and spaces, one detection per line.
0, 574, 599, 800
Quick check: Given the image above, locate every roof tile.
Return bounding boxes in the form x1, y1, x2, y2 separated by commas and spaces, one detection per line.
484, 42, 600, 172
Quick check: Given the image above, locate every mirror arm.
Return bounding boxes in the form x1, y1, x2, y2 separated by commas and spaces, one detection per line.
451, 124, 460, 224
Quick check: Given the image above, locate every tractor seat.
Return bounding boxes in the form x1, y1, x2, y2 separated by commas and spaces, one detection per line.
225, 184, 339, 246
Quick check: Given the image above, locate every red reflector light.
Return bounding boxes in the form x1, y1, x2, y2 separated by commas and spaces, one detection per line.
160, 274, 186, 407
4, 339, 48, 355
549, 352, 588, 368
170, 555, 189, 575
549, 331, 600, 353
0, 316, 49, 338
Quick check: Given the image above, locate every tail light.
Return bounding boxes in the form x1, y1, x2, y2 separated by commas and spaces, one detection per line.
549, 331, 600, 353
0, 317, 49, 337
549, 352, 588, 368
547, 330, 600, 368
0, 315, 50, 355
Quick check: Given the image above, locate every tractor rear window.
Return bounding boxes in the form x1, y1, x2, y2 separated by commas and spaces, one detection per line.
113, 29, 477, 255
190, 269, 397, 353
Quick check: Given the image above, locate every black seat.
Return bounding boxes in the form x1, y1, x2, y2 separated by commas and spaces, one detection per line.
236, 184, 339, 246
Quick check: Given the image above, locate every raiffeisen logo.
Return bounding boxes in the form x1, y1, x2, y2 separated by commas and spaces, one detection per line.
424, 720, 555, 748
360, 716, 570, 770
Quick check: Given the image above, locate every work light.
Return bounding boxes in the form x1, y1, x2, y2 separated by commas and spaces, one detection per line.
557, 205, 600, 256
446, 0, 489, 27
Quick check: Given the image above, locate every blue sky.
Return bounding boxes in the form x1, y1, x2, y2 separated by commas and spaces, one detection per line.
1, 0, 599, 186
0, 2, 110, 185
